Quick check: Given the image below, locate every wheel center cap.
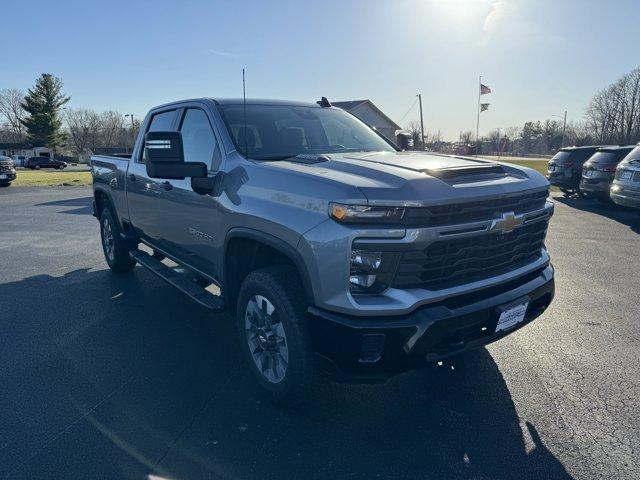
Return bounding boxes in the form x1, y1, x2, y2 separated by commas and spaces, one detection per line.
256, 328, 276, 348
257, 329, 269, 345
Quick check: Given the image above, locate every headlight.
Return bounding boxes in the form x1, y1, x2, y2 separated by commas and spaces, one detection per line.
349, 249, 400, 294
330, 203, 405, 224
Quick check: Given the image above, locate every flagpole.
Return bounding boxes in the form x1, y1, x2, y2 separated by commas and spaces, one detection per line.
476, 75, 481, 156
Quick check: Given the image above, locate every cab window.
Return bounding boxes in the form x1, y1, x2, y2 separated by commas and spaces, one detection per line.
179, 108, 221, 171
141, 110, 177, 162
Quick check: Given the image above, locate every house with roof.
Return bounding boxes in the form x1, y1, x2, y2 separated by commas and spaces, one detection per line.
332, 100, 402, 144
0, 143, 53, 165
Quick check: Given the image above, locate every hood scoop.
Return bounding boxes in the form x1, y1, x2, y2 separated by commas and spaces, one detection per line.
422, 164, 507, 183
289, 154, 330, 164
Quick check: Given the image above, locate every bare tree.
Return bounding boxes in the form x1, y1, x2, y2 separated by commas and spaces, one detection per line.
586, 67, 640, 144
406, 120, 423, 150
459, 131, 474, 144
98, 110, 127, 148
64, 108, 101, 157
486, 129, 501, 152
0, 88, 26, 140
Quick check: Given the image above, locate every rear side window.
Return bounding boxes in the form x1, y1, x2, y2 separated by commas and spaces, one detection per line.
141, 110, 177, 162
179, 108, 221, 171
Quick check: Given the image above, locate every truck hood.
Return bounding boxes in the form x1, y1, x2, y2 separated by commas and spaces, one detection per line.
268, 151, 549, 206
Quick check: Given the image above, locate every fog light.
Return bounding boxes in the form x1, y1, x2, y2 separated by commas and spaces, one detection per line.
349, 249, 400, 294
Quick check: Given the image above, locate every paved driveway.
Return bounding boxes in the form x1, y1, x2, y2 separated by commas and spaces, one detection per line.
1, 187, 639, 479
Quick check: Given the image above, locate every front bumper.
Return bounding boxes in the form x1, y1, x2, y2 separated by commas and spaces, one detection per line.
308, 264, 554, 381
610, 182, 640, 209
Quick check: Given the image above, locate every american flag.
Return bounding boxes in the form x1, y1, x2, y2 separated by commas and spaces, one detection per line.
480, 103, 490, 112
480, 83, 492, 95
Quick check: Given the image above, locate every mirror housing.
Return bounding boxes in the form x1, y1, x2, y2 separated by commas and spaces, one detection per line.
145, 131, 207, 179
396, 131, 414, 151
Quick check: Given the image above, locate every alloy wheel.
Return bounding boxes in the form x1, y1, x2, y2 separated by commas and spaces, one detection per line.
102, 218, 115, 262
244, 294, 289, 383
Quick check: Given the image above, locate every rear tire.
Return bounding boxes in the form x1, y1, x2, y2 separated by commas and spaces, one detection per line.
237, 265, 314, 407
99, 208, 136, 273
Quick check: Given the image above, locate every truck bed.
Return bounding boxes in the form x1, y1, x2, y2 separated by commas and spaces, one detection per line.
90, 154, 132, 220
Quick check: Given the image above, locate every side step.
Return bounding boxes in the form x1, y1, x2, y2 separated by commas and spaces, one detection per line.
130, 250, 225, 311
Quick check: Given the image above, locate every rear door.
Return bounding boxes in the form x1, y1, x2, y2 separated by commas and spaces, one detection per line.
126, 109, 178, 244
152, 106, 225, 277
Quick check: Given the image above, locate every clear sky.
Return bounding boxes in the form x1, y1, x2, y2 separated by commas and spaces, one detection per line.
2, 0, 638, 140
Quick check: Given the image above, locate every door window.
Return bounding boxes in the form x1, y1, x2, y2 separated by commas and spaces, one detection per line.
180, 109, 221, 171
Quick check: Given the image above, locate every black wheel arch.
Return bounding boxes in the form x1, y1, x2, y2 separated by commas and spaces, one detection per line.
223, 228, 315, 315
93, 186, 138, 241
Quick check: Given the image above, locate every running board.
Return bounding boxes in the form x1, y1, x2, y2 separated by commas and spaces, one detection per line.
130, 250, 225, 311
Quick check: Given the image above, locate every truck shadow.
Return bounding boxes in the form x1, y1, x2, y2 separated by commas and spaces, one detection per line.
35, 196, 93, 215
1, 268, 573, 480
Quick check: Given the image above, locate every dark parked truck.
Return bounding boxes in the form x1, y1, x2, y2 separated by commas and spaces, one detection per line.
91, 98, 555, 405
0, 156, 17, 187
547, 145, 601, 195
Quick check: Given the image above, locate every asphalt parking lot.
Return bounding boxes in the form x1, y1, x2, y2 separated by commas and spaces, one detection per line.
1, 187, 639, 480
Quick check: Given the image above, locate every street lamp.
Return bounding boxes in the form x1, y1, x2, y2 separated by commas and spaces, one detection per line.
124, 114, 136, 153
552, 110, 567, 148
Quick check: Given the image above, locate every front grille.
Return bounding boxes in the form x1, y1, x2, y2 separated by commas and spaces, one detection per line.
401, 189, 548, 228
0, 163, 12, 172
392, 220, 548, 290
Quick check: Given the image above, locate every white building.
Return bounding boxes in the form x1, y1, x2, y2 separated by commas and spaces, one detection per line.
332, 100, 402, 144
0, 144, 53, 165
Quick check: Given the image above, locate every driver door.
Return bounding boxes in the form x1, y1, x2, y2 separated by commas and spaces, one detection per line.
152, 106, 225, 277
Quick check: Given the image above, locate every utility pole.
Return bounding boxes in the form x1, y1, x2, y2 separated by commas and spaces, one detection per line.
553, 110, 568, 148
417, 94, 425, 151
476, 75, 481, 156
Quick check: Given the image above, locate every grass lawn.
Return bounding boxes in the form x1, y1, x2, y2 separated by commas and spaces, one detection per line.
12, 170, 92, 187
498, 159, 548, 176
498, 159, 557, 191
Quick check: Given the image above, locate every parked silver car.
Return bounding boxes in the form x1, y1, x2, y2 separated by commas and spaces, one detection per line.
611, 143, 640, 210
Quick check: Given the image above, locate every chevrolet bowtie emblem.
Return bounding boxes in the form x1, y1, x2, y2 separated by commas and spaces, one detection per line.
490, 211, 523, 234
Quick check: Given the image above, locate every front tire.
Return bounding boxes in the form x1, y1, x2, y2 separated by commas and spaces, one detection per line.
99, 208, 136, 273
237, 266, 314, 406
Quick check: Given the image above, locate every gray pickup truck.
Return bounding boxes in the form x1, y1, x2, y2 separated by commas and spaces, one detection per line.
91, 97, 555, 405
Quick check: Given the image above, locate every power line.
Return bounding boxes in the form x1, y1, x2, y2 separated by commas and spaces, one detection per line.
398, 97, 419, 125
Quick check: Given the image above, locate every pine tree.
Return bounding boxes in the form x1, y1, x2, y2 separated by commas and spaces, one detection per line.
20, 74, 70, 150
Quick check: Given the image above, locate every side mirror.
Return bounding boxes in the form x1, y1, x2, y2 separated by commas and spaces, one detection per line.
396, 132, 414, 151
145, 131, 207, 179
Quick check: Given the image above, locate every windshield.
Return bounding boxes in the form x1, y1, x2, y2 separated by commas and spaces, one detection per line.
218, 104, 396, 160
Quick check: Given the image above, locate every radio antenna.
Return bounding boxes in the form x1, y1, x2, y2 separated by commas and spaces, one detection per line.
242, 68, 248, 158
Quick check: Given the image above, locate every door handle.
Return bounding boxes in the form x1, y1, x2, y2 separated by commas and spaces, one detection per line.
128, 173, 136, 182
160, 181, 173, 191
